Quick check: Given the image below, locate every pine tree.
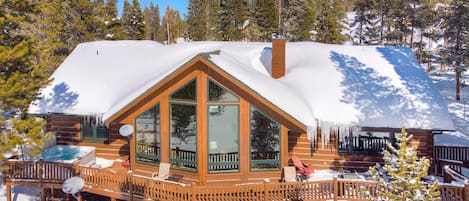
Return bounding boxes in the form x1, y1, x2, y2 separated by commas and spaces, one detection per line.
352, 0, 379, 44
187, 0, 207, 41
218, 0, 247, 41
144, 3, 162, 42
376, 0, 392, 44
0, 0, 51, 167
443, 0, 469, 101
121, 0, 145, 40
253, 0, 279, 41
315, 0, 346, 44
162, 6, 183, 44
284, 0, 316, 41
101, 0, 121, 40
367, 128, 440, 201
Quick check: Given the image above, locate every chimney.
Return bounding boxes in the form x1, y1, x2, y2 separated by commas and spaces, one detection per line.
271, 38, 286, 79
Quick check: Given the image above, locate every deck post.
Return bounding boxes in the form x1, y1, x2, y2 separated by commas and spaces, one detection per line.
191, 182, 197, 201
264, 180, 269, 201
6, 185, 11, 201
464, 183, 469, 201
38, 159, 46, 201
128, 171, 133, 201
333, 176, 338, 201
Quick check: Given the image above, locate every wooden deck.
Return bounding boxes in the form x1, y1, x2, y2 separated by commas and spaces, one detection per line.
2, 160, 468, 201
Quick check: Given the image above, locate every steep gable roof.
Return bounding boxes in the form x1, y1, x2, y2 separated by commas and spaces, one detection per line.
29, 41, 454, 131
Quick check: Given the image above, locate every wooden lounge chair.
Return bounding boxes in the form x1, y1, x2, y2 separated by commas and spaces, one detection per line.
283, 166, 297, 182
291, 156, 314, 177
152, 162, 171, 180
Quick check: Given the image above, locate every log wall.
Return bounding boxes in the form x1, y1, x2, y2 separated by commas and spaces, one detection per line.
288, 128, 434, 171
46, 115, 129, 160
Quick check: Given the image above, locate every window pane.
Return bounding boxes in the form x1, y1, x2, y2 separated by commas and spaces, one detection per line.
338, 131, 394, 155
208, 105, 239, 173
250, 107, 280, 171
208, 80, 239, 102
81, 116, 108, 143
170, 80, 196, 101
170, 104, 197, 171
136, 105, 160, 164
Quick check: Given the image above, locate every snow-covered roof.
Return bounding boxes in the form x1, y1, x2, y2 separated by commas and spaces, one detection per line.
29, 40, 454, 131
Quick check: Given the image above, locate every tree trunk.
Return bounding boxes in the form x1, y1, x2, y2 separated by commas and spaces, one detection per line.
456, 68, 461, 101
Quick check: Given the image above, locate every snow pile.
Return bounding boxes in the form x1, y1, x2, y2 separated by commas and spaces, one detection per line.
30, 41, 454, 134
0, 172, 40, 201
93, 157, 114, 169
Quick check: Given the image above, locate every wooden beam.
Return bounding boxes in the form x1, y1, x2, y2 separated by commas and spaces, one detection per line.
6, 185, 11, 201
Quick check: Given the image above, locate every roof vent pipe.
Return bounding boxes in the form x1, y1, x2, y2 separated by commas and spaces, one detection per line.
271, 38, 286, 79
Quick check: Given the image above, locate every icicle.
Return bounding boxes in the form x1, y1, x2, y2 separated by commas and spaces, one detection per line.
307, 125, 317, 148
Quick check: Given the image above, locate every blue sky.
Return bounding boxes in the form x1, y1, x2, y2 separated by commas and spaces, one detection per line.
117, 0, 189, 17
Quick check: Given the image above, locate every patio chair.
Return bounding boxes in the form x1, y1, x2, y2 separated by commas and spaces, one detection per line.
152, 162, 171, 180
283, 166, 297, 182
292, 156, 314, 177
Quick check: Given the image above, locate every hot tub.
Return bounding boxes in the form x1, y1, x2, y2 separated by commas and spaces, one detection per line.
40, 145, 96, 166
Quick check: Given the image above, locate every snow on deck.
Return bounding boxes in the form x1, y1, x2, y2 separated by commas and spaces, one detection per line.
29, 41, 454, 130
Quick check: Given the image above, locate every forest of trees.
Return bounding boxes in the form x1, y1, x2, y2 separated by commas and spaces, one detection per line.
0, 0, 467, 165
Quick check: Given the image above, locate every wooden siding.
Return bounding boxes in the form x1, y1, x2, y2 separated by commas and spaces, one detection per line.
46, 115, 129, 160
288, 129, 434, 171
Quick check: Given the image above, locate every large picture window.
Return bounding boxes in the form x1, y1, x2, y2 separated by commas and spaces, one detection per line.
207, 79, 239, 173
170, 79, 197, 172
250, 106, 281, 171
135, 104, 160, 164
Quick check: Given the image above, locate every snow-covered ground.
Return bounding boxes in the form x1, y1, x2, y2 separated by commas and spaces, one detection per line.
432, 71, 469, 146
0, 172, 40, 201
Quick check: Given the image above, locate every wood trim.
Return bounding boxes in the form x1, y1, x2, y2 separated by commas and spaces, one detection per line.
198, 71, 208, 185
106, 56, 307, 134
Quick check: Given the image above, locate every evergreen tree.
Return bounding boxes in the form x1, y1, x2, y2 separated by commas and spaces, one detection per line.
101, 0, 122, 40
315, 0, 346, 44
121, 0, 145, 40
253, 0, 279, 41
0, 0, 51, 166
367, 128, 440, 201
284, 0, 316, 41
144, 3, 162, 42
206, 0, 221, 40
162, 6, 183, 44
187, 0, 207, 41
218, 0, 247, 41
376, 0, 392, 44
443, 0, 469, 101
352, 0, 379, 44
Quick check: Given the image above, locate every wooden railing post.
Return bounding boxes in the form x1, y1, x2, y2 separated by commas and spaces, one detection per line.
333, 176, 339, 201
264, 180, 269, 201
464, 183, 469, 201
191, 182, 197, 201
38, 159, 46, 201
128, 171, 133, 201
6, 185, 11, 201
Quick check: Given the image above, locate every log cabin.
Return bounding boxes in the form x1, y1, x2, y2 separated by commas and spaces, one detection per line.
29, 39, 454, 186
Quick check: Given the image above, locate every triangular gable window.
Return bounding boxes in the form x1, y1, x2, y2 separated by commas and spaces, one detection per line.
208, 80, 239, 102
170, 79, 196, 101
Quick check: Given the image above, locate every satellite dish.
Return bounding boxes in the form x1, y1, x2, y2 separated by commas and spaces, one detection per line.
62, 176, 84, 199
119, 124, 133, 137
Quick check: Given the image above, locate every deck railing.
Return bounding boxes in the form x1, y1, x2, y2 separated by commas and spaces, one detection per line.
433, 146, 469, 177
3, 160, 76, 185
434, 146, 469, 162
338, 135, 391, 155
3, 160, 468, 201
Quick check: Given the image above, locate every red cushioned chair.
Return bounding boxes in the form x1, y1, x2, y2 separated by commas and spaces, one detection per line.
292, 156, 314, 177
